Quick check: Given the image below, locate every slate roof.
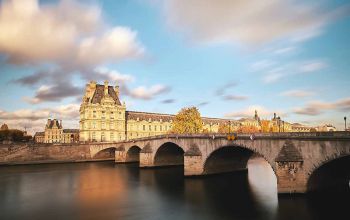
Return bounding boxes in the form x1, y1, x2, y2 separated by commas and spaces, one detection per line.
34, 132, 44, 136
126, 111, 174, 122
63, 129, 79, 133
47, 119, 62, 129
275, 140, 303, 162
91, 85, 121, 105
126, 111, 239, 125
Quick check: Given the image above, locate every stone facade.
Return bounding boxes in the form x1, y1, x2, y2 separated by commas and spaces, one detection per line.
79, 81, 243, 142
34, 119, 79, 143
79, 81, 331, 143
79, 81, 126, 142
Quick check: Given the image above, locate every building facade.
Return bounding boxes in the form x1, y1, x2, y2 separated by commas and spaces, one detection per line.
34, 119, 79, 143
79, 81, 332, 142
79, 81, 246, 142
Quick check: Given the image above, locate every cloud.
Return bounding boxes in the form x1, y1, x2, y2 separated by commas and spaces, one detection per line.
126, 85, 171, 100
12, 71, 49, 86
0, 0, 144, 67
223, 95, 248, 101
261, 60, 327, 84
162, 0, 345, 46
0, 104, 80, 135
0, 104, 79, 121
263, 72, 284, 84
281, 89, 315, 98
24, 82, 83, 104
250, 60, 275, 72
197, 102, 209, 107
93, 67, 134, 84
215, 82, 237, 96
299, 61, 327, 73
273, 46, 296, 55
161, 99, 176, 104
294, 98, 350, 116
224, 105, 284, 118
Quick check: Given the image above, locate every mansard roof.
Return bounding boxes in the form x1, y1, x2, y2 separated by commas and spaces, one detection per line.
63, 129, 79, 133
126, 111, 174, 122
91, 85, 121, 105
126, 111, 237, 125
34, 131, 44, 136
47, 119, 62, 129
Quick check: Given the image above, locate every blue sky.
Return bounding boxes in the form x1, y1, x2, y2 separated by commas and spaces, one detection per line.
0, 0, 349, 133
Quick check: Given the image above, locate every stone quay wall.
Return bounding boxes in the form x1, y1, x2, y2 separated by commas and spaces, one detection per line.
0, 143, 114, 165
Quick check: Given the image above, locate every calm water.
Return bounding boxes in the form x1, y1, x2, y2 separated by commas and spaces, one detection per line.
0, 158, 349, 220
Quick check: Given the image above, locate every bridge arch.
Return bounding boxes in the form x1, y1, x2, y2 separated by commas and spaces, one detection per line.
203, 144, 277, 176
307, 154, 350, 192
125, 145, 141, 163
154, 142, 185, 166
92, 146, 116, 160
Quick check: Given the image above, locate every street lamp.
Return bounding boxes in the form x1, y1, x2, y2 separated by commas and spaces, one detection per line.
228, 120, 231, 134
345, 116, 347, 131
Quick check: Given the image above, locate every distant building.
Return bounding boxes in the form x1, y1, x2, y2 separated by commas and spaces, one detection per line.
291, 123, 314, 132
317, 124, 337, 132
34, 132, 44, 143
34, 119, 79, 143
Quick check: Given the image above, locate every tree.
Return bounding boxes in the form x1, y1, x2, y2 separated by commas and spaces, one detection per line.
237, 125, 260, 133
261, 120, 271, 133
218, 123, 230, 133
170, 107, 203, 134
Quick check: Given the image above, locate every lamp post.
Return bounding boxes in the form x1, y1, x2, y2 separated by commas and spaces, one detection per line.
345, 116, 347, 131
229, 120, 231, 134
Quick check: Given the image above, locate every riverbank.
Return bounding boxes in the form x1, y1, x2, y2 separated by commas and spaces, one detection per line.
0, 143, 115, 165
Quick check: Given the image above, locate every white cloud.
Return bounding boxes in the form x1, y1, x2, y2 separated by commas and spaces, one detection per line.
163, 0, 339, 46
260, 60, 327, 84
0, 104, 80, 135
128, 85, 171, 100
224, 105, 284, 119
273, 46, 296, 55
299, 61, 327, 73
94, 67, 134, 84
223, 95, 249, 101
250, 60, 275, 72
281, 89, 315, 98
294, 97, 350, 116
0, 0, 144, 66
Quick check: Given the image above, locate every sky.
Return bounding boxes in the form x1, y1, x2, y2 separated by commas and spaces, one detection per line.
0, 0, 349, 134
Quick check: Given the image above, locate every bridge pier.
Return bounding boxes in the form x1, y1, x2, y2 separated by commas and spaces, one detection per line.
115, 148, 126, 163
184, 155, 203, 176
275, 161, 307, 193
140, 152, 155, 167
274, 140, 307, 193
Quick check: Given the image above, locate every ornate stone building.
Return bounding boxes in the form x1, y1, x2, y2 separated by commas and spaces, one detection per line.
79, 81, 243, 142
34, 119, 79, 143
79, 81, 329, 142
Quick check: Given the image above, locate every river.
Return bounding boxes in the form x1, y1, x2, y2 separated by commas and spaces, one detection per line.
0, 157, 349, 220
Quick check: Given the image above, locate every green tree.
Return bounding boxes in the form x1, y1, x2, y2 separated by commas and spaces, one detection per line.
171, 107, 203, 134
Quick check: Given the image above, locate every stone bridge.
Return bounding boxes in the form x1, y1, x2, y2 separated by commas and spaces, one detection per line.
88, 132, 350, 194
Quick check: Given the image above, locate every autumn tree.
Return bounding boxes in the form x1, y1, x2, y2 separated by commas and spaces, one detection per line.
170, 107, 203, 134
237, 125, 260, 133
261, 120, 271, 133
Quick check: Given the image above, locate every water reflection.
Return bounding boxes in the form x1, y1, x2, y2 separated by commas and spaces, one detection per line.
0, 158, 349, 220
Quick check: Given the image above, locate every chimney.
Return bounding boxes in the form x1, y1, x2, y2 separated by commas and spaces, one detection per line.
273, 113, 276, 119
60, 120, 62, 128
115, 84, 120, 97
104, 80, 109, 95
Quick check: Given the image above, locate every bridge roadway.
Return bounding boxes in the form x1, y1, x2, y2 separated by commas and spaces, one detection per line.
87, 132, 350, 194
